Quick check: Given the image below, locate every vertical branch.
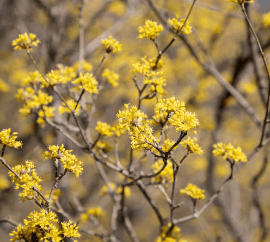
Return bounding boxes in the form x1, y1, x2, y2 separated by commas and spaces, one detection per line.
78, 0, 86, 74
241, 4, 270, 145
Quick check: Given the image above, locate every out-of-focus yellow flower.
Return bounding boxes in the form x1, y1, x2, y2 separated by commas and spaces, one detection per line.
213, 142, 247, 162
87, 206, 105, 217
100, 182, 131, 197
0, 128, 22, 148
12, 33, 40, 51
58, 99, 80, 115
0, 175, 10, 190
155, 223, 186, 242
102, 69, 119, 87
138, 20, 163, 40
228, 0, 253, 4
168, 15, 192, 34
0, 78, 10, 92
101, 36, 122, 54
180, 183, 205, 200
263, 12, 270, 27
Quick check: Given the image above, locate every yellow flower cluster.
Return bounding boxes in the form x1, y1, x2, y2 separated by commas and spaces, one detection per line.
72, 73, 98, 94
168, 15, 192, 34
100, 182, 131, 197
22, 71, 44, 86
155, 223, 186, 242
95, 121, 114, 137
138, 20, 163, 40
37, 106, 55, 126
62, 221, 80, 239
180, 183, 205, 200
180, 137, 203, 155
16, 87, 53, 113
152, 97, 185, 125
132, 56, 166, 94
45, 144, 83, 177
0, 128, 22, 148
58, 99, 80, 115
117, 104, 156, 150
10, 209, 80, 241
102, 69, 119, 87
162, 139, 177, 152
152, 97, 199, 132
0, 78, 10, 92
45, 66, 77, 87
72, 59, 93, 73
228, 0, 253, 3
0, 174, 10, 190
12, 33, 40, 51
8, 161, 42, 202
87, 206, 105, 217
263, 12, 270, 27
212, 142, 247, 162
101, 36, 122, 54
152, 159, 173, 184
96, 140, 113, 153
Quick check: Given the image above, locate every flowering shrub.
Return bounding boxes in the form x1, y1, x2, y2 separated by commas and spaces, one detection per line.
0, 0, 270, 241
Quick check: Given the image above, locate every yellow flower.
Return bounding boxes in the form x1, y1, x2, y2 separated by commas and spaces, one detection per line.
45, 144, 83, 177
22, 71, 43, 86
100, 182, 117, 195
10, 209, 61, 242
152, 159, 174, 184
162, 139, 177, 152
61, 221, 80, 239
212, 142, 247, 162
12, 33, 40, 51
58, 99, 80, 115
45, 66, 76, 87
169, 108, 199, 132
87, 206, 105, 217
180, 183, 205, 200
0, 128, 22, 148
228, 0, 253, 4
180, 137, 203, 155
72, 59, 93, 72
0, 78, 10, 92
102, 69, 119, 87
132, 56, 166, 94
168, 15, 192, 34
100, 182, 131, 197
101, 36, 122, 53
95, 121, 113, 137
72, 73, 98, 94
117, 104, 156, 150
138, 20, 163, 40
263, 12, 270, 27
155, 223, 185, 242
8, 161, 42, 202
0, 174, 10, 190
152, 97, 185, 125
37, 106, 55, 126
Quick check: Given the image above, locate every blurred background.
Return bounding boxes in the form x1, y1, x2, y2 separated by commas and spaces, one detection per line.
0, 0, 270, 241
